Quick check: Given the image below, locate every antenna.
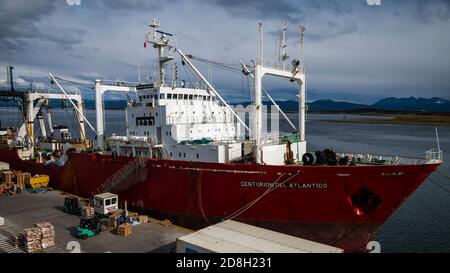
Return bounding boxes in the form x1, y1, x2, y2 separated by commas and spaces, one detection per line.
279, 19, 288, 69
259, 23, 263, 65
300, 25, 306, 73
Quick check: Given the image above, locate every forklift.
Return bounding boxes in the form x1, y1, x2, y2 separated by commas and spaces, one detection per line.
76, 215, 102, 239
63, 196, 81, 215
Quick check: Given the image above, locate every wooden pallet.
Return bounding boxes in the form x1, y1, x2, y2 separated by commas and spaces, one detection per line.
160, 219, 172, 227
81, 206, 95, 219
117, 223, 132, 237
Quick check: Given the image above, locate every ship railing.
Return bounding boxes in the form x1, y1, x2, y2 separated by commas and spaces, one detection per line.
167, 116, 235, 125
262, 58, 300, 72
337, 152, 433, 165
425, 149, 443, 164
99, 80, 141, 88
169, 81, 208, 90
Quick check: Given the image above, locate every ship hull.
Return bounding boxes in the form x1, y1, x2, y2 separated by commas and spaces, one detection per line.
0, 149, 439, 251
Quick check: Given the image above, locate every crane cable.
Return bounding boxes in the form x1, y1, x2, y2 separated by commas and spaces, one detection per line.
52, 76, 93, 89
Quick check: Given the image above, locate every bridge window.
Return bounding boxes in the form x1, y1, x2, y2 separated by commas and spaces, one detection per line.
194, 95, 198, 100
196, 153, 199, 159
183, 153, 186, 158
184, 94, 188, 100
188, 95, 193, 100
167, 93, 172, 99
160, 94, 165, 99
178, 94, 183, 99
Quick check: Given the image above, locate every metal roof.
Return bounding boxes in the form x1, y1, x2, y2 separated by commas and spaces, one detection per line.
94, 192, 117, 199
177, 220, 343, 253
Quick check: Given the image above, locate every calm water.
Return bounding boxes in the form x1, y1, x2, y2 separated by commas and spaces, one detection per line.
1, 108, 449, 252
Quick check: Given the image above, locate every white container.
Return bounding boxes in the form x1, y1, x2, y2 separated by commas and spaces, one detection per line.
93, 192, 119, 215
0, 217, 5, 226
176, 220, 343, 253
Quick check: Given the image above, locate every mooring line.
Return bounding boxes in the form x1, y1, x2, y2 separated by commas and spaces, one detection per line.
223, 172, 300, 222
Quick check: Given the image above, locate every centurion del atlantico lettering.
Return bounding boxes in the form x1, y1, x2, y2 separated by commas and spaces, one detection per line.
240, 181, 327, 189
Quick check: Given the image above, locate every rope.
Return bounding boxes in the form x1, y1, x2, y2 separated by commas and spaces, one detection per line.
428, 177, 450, 195
436, 170, 450, 181
53, 76, 93, 89
223, 171, 300, 221
189, 55, 242, 74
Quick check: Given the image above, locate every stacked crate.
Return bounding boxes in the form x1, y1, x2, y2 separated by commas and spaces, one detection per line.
117, 223, 132, 237
137, 215, 148, 224
81, 206, 95, 219
35, 221, 55, 249
10, 232, 24, 248
23, 227, 42, 253
15, 171, 29, 191
108, 213, 120, 229
2, 171, 13, 184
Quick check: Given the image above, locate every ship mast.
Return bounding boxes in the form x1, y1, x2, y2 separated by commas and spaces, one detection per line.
279, 20, 289, 70
147, 18, 174, 86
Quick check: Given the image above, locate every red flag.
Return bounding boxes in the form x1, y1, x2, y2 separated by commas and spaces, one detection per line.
144, 42, 147, 48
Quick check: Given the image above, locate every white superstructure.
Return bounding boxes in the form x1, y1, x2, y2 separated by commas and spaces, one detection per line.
104, 19, 307, 165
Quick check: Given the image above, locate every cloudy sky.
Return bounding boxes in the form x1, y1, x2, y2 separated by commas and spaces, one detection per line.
0, 0, 449, 104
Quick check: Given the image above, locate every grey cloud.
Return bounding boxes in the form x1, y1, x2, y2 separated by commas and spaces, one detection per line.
305, 21, 359, 42
208, 0, 304, 22
268, 20, 359, 43
0, 0, 56, 39
208, 0, 355, 22
0, 0, 85, 52
414, 0, 450, 24
43, 28, 85, 45
99, 0, 174, 11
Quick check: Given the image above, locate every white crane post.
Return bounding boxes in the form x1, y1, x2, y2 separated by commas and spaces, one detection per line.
299, 25, 306, 142
37, 112, 47, 139
254, 23, 264, 164
298, 79, 305, 142
95, 79, 104, 150
26, 93, 34, 145
76, 99, 86, 142
239, 61, 297, 132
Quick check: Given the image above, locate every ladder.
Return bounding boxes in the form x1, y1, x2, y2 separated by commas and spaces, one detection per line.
154, 145, 170, 159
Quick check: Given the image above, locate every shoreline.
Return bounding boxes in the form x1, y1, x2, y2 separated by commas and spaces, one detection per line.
307, 113, 450, 126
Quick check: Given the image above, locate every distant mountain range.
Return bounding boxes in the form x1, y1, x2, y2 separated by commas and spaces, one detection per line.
1, 97, 449, 113
237, 97, 450, 113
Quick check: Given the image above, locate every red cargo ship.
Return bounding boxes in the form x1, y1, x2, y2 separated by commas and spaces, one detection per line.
0, 19, 443, 251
